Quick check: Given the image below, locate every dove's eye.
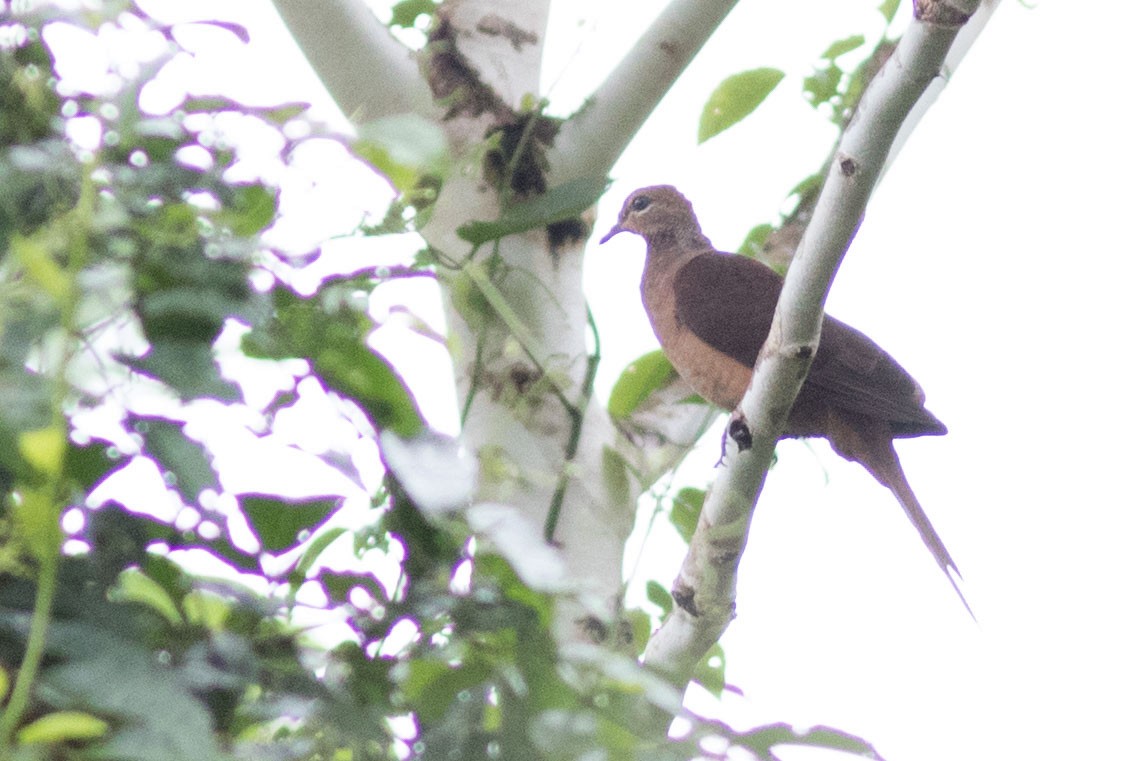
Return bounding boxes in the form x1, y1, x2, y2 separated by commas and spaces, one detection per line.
630, 195, 651, 212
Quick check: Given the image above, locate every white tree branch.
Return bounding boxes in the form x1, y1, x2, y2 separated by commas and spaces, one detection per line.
271, 0, 434, 124
880, 0, 1002, 181
644, 0, 990, 687
548, 0, 739, 185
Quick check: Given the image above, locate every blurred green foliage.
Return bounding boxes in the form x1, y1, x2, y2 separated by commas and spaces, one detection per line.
0, 4, 892, 761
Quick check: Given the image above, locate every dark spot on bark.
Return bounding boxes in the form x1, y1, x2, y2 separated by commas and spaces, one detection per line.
914, 0, 970, 26
476, 14, 538, 52
616, 619, 634, 647
546, 218, 588, 251
672, 584, 698, 617
796, 344, 814, 359
728, 414, 752, 452
508, 362, 541, 394
578, 615, 608, 644
484, 113, 561, 197
658, 39, 680, 58
714, 549, 741, 566
839, 155, 858, 177
424, 15, 511, 121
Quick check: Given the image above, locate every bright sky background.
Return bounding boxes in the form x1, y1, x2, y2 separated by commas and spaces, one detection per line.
73, 1, 1144, 760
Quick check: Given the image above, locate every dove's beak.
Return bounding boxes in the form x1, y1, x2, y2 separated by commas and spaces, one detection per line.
599, 224, 626, 244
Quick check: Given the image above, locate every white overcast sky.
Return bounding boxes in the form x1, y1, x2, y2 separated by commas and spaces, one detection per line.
83, 1, 1144, 760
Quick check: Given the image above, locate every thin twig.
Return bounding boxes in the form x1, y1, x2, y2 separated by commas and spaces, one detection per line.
543, 307, 601, 542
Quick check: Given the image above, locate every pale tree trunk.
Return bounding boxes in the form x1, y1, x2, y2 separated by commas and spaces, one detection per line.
413, 0, 637, 628
271, 0, 733, 641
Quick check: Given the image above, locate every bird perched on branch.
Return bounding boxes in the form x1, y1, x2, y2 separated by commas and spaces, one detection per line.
600, 184, 969, 614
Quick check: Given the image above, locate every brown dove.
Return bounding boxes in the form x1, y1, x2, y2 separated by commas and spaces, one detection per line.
601, 184, 970, 614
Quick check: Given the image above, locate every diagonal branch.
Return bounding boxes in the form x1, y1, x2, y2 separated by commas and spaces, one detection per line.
879, 0, 1001, 183
271, 0, 435, 124
548, 0, 739, 185
643, 0, 989, 687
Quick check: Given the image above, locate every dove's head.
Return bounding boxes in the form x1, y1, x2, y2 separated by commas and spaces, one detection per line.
599, 185, 702, 245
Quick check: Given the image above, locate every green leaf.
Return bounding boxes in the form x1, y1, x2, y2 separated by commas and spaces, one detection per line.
135, 290, 235, 343
120, 341, 240, 401
288, 526, 347, 589
178, 97, 309, 123
178, 96, 235, 113
65, 440, 119, 492
12, 486, 62, 562
822, 34, 865, 61
217, 183, 276, 236
448, 262, 496, 330
110, 568, 184, 626
243, 287, 423, 436
182, 589, 231, 630
318, 570, 388, 604
645, 580, 673, 620
878, 0, 902, 24
238, 493, 341, 553
254, 101, 311, 124
16, 710, 110, 744
401, 659, 491, 722
789, 173, 824, 205
134, 252, 252, 344
691, 643, 726, 697
356, 114, 449, 193
804, 35, 869, 123
737, 722, 884, 760
669, 486, 705, 543
18, 425, 65, 476
698, 68, 784, 144
803, 63, 843, 109
600, 445, 631, 507
390, 0, 438, 28
456, 175, 609, 245
607, 350, 678, 420
135, 417, 218, 506
11, 232, 71, 302
626, 608, 651, 653
738, 223, 773, 255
